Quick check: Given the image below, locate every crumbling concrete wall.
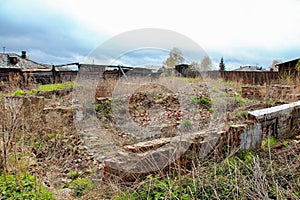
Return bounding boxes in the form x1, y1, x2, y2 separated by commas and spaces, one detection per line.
248, 101, 300, 139
3, 96, 73, 133
4, 96, 45, 121
222, 101, 300, 152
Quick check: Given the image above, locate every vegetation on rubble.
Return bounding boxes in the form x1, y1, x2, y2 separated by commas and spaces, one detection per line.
197, 96, 212, 108
9, 82, 74, 96
180, 120, 192, 130
12, 89, 26, 96
0, 173, 54, 199
37, 82, 74, 91
190, 95, 212, 109
262, 136, 280, 149
115, 146, 300, 199
234, 94, 248, 104
1, 77, 299, 199
69, 177, 94, 197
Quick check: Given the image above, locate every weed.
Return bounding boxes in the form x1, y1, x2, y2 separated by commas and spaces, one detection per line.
9, 82, 74, 97
190, 95, 197, 104
156, 93, 162, 99
262, 136, 280, 149
211, 87, 220, 93
85, 169, 94, 174
46, 132, 63, 141
190, 96, 212, 108
180, 120, 192, 131
197, 97, 212, 108
28, 89, 38, 96
70, 178, 94, 197
234, 110, 248, 120
234, 95, 248, 104
267, 99, 275, 107
12, 89, 26, 96
37, 82, 74, 91
94, 104, 101, 112
0, 173, 54, 199
69, 171, 80, 180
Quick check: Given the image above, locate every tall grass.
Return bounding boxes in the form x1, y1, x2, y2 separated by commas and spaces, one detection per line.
0, 75, 299, 199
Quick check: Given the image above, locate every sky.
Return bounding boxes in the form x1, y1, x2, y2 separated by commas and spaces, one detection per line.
1, 0, 300, 70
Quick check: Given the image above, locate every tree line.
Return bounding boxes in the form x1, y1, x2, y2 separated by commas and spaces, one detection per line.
163, 47, 226, 71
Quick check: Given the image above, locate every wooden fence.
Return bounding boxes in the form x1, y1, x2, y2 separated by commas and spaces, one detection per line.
1, 68, 280, 87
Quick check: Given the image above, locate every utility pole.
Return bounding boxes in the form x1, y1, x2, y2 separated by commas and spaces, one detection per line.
2, 47, 5, 53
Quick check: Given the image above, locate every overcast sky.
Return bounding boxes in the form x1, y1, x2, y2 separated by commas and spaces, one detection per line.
1, 0, 300, 70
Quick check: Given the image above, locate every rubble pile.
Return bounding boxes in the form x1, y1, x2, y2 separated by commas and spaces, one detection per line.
128, 92, 182, 127
94, 82, 212, 142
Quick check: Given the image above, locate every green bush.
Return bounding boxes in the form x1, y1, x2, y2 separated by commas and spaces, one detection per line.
0, 173, 54, 200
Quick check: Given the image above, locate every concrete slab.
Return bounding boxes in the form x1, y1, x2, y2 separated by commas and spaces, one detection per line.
248, 101, 300, 120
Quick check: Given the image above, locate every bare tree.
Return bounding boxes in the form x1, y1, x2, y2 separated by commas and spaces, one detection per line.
164, 48, 184, 68
200, 56, 212, 71
190, 61, 200, 69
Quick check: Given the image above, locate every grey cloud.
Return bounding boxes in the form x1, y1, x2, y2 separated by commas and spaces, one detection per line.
0, 7, 99, 64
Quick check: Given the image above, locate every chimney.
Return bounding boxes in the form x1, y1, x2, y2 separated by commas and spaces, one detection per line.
21, 51, 27, 59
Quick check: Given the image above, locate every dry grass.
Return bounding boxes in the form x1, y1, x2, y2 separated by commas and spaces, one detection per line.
0, 74, 300, 199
